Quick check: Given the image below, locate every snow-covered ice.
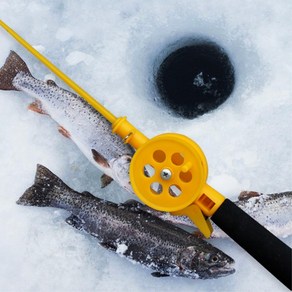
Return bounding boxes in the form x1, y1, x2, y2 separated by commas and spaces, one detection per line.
0, 1, 291, 291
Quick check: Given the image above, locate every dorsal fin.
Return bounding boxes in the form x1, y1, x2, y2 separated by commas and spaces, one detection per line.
238, 191, 261, 201
46, 79, 57, 86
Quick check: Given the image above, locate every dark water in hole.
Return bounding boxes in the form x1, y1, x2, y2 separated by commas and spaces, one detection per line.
156, 41, 235, 119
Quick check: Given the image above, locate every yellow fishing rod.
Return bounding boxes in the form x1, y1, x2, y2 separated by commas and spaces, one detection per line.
0, 20, 290, 289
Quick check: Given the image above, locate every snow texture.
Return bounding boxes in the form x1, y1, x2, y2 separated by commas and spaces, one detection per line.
0, 1, 291, 291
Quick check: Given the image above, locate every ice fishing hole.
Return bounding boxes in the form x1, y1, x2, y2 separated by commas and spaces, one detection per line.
155, 40, 235, 119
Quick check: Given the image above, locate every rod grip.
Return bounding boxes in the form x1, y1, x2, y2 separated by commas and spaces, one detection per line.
211, 199, 291, 289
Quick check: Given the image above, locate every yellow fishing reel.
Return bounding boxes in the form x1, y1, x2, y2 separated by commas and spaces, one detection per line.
129, 133, 208, 212
112, 117, 224, 237
128, 132, 225, 238
128, 133, 216, 237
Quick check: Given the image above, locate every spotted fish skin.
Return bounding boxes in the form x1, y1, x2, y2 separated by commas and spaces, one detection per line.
0, 51, 134, 191
17, 164, 235, 280
136, 192, 292, 238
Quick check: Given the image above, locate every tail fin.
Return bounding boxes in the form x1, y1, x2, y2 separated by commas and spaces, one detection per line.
0, 50, 31, 91
17, 164, 70, 207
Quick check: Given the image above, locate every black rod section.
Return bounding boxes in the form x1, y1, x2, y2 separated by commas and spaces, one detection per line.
211, 199, 291, 290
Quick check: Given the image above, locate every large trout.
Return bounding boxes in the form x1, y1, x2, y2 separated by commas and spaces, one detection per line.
17, 164, 235, 279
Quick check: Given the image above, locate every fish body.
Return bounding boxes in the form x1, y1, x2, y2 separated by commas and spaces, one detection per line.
17, 164, 235, 279
137, 191, 292, 238
232, 191, 292, 238
0, 51, 134, 191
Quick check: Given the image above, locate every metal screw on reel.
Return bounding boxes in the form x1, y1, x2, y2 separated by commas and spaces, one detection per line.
130, 133, 208, 212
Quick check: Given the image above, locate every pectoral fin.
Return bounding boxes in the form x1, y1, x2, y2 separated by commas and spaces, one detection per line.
58, 126, 71, 138
65, 214, 84, 230
100, 174, 113, 188
92, 149, 110, 168
28, 100, 48, 115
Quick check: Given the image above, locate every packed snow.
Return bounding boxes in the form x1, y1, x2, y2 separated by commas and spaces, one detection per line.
0, 1, 291, 291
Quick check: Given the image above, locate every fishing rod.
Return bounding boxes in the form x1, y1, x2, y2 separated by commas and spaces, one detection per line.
0, 20, 291, 289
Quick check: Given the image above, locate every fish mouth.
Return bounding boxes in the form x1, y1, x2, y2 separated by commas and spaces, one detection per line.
209, 262, 236, 277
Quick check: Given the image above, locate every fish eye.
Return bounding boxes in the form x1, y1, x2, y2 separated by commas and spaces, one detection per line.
205, 253, 219, 263
211, 255, 219, 263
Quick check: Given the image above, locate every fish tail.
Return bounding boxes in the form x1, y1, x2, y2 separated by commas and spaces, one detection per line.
0, 50, 31, 91
17, 164, 71, 207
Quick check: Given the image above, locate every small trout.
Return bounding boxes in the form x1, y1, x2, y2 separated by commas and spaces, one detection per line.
0, 51, 134, 191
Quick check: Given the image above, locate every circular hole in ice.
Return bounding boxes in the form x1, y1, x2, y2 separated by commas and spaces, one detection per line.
155, 40, 235, 119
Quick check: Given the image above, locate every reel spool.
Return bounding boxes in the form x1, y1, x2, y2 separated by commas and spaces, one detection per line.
129, 133, 208, 212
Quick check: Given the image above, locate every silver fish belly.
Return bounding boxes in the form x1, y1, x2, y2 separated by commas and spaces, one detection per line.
0, 51, 134, 191
17, 164, 235, 280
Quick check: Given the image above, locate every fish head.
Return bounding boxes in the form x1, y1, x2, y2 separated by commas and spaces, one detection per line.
177, 245, 235, 279
110, 155, 133, 192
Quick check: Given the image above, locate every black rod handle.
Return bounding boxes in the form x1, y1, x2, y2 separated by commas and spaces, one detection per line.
211, 199, 291, 289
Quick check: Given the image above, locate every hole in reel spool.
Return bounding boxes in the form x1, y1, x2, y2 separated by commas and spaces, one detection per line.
150, 182, 163, 194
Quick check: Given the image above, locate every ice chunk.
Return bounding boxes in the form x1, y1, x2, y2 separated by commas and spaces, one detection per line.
65, 51, 94, 66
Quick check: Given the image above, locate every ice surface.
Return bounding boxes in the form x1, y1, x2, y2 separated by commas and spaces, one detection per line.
0, 1, 291, 291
